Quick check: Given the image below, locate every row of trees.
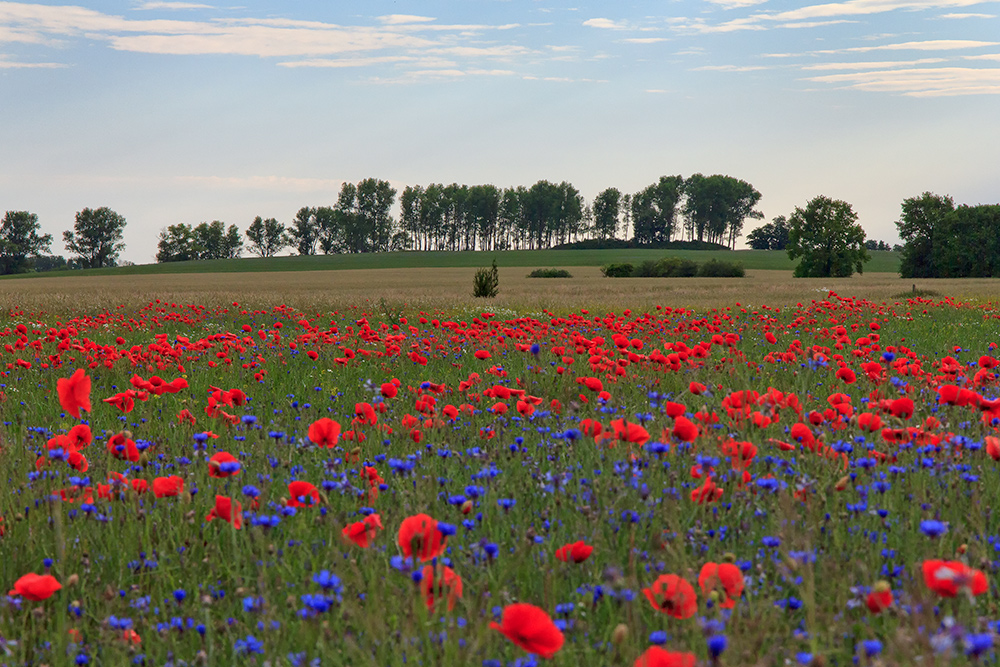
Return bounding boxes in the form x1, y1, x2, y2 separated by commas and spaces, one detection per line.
156, 174, 765, 261
0, 208, 127, 275
897, 193, 1000, 278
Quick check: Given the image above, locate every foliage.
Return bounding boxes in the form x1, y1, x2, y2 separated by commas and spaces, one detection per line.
552, 238, 728, 251
601, 262, 634, 277
245, 216, 289, 258
289, 207, 321, 256
527, 268, 572, 278
787, 196, 870, 277
158, 222, 243, 263
0, 210, 52, 274
697, 258, 745, 277
864, 239, 893, 251
631, 176, 685, 245
63, 206, 127, 269
472, 258, 499, 297
591, 188, 622, 240
747, 216, 790, 250
683, 174, 763, 249
32, 255, 71, 272
892, 193, 1000, 278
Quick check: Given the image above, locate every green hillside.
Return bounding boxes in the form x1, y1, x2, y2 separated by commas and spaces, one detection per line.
1, 248, 901, 279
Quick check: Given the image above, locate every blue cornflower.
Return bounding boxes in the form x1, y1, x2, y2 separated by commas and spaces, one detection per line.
860, 639, 883, 657
920, 520, 948, 538
708, 634, 728, 659
234, 635, 264, 655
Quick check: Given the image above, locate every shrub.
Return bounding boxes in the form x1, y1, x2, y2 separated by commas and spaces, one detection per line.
473, 259, 499, 297
657, 257, 698, 277
527, 268, 572, 278
601, 263, 634, 278
634, 260, 662, 277
698, 259, 746, 277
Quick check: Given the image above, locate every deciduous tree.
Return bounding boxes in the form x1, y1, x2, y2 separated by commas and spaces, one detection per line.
245, 216, 288, 258
0, 210, 52, 274
787, 196, 869, 277
63, 207, 127, 269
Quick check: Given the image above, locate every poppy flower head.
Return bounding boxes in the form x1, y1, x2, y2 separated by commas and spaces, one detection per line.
153, 475, 184, 498
555, 541, 594, 563
397, 513, 447, 562
57, 368, 91, 420
922, 560, 988, 598
634, 646, 697, 667
643, 574, 698, 619
342, 514, 384, 548
307, 418, 341, 448
490, 603, 564, 659
206, 495, 243, 529
9, 573, 62, 601
698, 562, 744, 608
208, 451, 241, 478
420, 564, 463, 611
287, 481, 321, 508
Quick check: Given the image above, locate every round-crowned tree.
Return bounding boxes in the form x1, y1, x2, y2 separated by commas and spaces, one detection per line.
786, 196, 870, 277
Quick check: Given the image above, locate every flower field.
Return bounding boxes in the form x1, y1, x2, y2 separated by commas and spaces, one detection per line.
4, 291, 1000, 666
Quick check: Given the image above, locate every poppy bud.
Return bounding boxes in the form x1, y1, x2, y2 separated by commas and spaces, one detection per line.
350, 446, 362, 459
957, 543, 968, 555
611, 623, 629, 645
834, 475, 850, 491
181, 491, 193, 505
811, 655, 826, 667
460, 500, 473, 514
722, 552, 736, 563
66, 574, 79, 588
286, 594, 296, 608
139, 452, 150, 466
196, 650, 208, 665
123, 430, 133, 439
16, 513, 24, 521
708, 590, 722, 603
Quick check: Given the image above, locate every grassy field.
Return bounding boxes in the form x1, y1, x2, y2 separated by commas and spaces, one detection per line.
5, 267, 1000, 667
0, 248, 902, 280
0, 266, 989, 317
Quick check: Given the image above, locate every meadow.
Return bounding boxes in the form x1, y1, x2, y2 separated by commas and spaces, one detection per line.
3, 267, 1000, 667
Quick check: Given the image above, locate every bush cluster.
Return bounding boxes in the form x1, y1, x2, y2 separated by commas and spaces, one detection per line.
601, 257, 744, 278
527, 268, 573, 278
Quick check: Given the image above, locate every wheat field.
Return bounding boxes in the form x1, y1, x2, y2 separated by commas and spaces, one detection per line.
1, 268, 998, 315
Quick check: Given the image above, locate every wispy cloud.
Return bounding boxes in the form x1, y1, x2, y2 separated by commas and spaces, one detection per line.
805, 65, 1000, 96
936, 11, 996, 17
692, 64, 770, 70
582, 18, 630, 30
819, 38, 998, 53
766, 0, 995, 23
134, 2, 214, 10
0, 2, 543, 79
703, 0, 770, 8
622, 37, 668, 44
801, 57, 947, 69
0, 57, 66, 67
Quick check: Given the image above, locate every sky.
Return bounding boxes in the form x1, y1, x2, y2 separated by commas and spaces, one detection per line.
1, 0, 998, 264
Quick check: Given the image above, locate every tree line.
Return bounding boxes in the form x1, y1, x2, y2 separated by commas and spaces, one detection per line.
896, 193, 1000, 278
159, 173, 764, 260
0, 207, 127, 274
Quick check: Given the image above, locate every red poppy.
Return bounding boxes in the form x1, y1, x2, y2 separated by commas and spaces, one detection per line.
672, 416, 698, 443
610, 419, 650, 446
835, 367, 856, 384
131, 479, 149, 494
697, 562, 744, 608
490, 603, 564, 659
987, 436, 1000, 461
9, 573, 62, 600
307, 418, 341, 448
287, 480, 321, 508
205, 495, 243, 529
555, 541, 593, 563
420, 564, 463, 611
381, 382, 398, 398
634, 646, 697, 667
922, 560, 988, 598
866, 581, 892, 613
107, 433, 140, 462
642, 574, 697, 619
398, 513, 447, 562
67, 424, 92, 450
689, 382, 707, 395
104, 391, 136, 414
67, 451, 88, 472
342, 514, 383, 548
57, 368, 91, 419
152, 475, 184, 498
208, 451, 241, 478
354, 402, 378, 426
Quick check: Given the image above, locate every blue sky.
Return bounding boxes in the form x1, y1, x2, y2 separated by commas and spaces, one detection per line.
1, 0, 998, 263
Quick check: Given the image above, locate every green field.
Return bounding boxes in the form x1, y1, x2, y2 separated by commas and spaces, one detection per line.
1, 248, 902, 279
